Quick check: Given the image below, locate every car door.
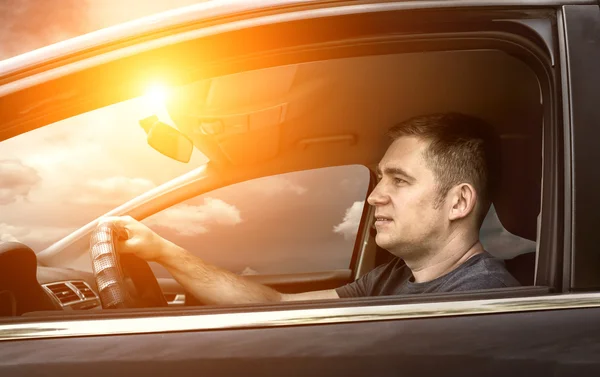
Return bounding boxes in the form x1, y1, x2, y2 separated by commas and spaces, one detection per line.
2, 2, 600, 377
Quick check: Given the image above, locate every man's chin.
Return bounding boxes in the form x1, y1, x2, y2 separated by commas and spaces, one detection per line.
374, 234, 395, 250
375, 235, 413, 258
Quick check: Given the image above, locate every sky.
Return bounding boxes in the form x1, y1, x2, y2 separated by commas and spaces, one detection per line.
0, 94, 205, 249
144, 166, 368, 276
0, 0, 205, 59
1, 1, 202, 247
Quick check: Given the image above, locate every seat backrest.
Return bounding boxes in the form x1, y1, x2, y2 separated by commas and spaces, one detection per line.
0, 242, 59, 316
487, 110, 542, 286
493, 108, 542, 242
504, 252, 536, 286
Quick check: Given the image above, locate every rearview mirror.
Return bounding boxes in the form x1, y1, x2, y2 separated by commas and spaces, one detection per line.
139, 115, 193, 163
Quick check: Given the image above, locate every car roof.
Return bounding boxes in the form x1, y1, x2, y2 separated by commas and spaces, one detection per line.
0, 0, 590, 84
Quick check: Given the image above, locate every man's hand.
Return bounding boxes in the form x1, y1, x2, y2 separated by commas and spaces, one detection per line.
99, 215, 167, 262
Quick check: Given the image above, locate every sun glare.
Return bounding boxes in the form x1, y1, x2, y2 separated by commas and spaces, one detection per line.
144, 84, 168, 108
141, 83, 176, 124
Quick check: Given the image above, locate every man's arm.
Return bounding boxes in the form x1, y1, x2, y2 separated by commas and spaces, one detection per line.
101, 216, 339, 306
159, 242, 340, 305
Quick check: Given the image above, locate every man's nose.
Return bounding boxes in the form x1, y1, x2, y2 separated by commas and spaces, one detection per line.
367, 183, 388, 206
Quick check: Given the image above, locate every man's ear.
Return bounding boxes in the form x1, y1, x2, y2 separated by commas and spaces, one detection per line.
448, 183, 477, 221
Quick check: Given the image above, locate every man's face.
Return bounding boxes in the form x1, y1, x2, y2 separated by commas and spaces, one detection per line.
368, 136, 447, 257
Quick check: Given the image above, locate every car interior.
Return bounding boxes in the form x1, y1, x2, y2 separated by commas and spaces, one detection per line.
0, 47, 546, 318
165, 49, 542, 283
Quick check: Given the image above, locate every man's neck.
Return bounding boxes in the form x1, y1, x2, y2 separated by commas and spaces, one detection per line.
406, 235, 484, 283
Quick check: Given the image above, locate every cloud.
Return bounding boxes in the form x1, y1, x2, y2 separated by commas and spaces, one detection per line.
70, 176, 156, 206
0, 233, 19, 243
240, 267, 259, 276
146, 198, 242, 236
243, 176, 307, 196
333, 201, 365, 240
0, 159, 41, 205
0, 222, 75, 249
0, 0, 89, 59
339, 177, 365, 192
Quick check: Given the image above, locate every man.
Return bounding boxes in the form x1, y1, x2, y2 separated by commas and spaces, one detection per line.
103, 112, 519, 305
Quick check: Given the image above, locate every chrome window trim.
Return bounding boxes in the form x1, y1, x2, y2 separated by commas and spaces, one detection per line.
1, 0, 595, 96
2, 292, 599, 341
557, 6, 575, 292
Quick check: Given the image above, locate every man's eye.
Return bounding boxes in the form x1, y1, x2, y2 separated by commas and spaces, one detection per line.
394, 178, 406, 185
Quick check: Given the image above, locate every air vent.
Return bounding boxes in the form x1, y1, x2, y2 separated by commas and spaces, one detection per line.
44, 283, 80, 305
70, 281, 97, 300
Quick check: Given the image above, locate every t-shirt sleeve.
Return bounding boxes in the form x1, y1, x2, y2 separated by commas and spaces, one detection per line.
335, 262, 390, 298
335, 275, 370, 298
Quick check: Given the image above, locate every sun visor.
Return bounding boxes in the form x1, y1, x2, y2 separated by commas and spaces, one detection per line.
197, 103, 287, 165
166, 65, 298, 166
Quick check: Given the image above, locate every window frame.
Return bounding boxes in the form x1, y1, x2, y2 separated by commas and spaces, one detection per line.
0, 5, 575, 340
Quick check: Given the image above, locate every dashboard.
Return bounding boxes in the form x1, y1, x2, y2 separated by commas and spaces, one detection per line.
0, 242, 102, 316
1, 241, 184, 316
37, 266, 101, 311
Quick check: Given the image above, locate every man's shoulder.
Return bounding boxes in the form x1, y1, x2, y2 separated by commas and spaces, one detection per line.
440, 251, 521, 292
359, 256, 406, 282
336, 256, 409, 298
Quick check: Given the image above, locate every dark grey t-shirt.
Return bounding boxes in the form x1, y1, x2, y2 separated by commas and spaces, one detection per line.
336, 251, 520, 298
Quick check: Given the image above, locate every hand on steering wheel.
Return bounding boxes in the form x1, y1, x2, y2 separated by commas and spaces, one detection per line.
99, 215, 166, 262
89, 217, 168, 309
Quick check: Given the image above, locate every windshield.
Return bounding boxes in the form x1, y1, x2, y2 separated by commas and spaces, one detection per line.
0, 93, 207, 252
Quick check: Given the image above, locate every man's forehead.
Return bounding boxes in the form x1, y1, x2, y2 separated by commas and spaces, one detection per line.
378, 136, 427, 169
376, 161, 414, 178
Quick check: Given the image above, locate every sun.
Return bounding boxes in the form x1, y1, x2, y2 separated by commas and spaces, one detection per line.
140, 83, 176, 124
143, 84, 168, 108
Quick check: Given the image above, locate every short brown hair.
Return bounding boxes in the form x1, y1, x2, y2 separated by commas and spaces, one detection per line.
387, 112, 501, 223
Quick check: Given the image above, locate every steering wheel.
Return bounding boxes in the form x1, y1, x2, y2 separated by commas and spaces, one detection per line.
89, 222, 167, 309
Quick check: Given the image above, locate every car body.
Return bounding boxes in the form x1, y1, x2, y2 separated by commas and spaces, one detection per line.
0, 1, 600, 376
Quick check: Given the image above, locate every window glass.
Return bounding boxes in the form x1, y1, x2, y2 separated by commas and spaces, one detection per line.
0, 49, 540, 280
144, 165, 370, 277
0, 95, 206, 252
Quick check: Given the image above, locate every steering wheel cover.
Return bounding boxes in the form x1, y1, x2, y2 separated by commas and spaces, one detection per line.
89, 223, 131, 309
90, 222, 168, 309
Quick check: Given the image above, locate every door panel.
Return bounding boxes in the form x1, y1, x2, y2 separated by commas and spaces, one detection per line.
1, 307, 599, 376
247, 269, 352, 293
562, 5, 600, 290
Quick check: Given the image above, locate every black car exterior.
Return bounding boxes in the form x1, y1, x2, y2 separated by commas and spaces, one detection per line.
0, 1, 599, 376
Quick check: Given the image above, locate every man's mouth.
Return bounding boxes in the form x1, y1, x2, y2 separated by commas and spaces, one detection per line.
374, 216, 393, 226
